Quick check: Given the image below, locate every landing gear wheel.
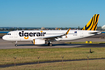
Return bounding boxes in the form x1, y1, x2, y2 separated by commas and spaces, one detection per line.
48, 43, 50, 46
48, 42, 52, 46
15, 44, 17, 47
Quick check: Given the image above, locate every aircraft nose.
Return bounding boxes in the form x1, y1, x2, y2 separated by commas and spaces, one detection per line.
2, 35, 6, 40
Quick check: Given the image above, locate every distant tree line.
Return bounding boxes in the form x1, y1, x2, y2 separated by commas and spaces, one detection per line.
0, 26, 103, 31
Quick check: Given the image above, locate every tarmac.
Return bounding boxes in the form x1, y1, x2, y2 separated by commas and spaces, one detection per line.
0, 36, 105, 49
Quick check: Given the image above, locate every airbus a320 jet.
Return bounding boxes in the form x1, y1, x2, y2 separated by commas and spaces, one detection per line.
2, 14, 100, 46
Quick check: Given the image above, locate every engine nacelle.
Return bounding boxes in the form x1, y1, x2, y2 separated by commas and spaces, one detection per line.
33, 39, 45, 45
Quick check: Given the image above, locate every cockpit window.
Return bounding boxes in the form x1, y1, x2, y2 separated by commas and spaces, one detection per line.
7, 33, 11, 35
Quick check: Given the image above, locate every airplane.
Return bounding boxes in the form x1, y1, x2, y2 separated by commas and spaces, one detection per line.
2, 14, 100, 46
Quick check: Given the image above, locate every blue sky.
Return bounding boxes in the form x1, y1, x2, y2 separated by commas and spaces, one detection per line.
0, 0, 105, 27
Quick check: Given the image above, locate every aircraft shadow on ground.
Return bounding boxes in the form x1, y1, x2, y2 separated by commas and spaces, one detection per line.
77, 44, 105, 47
17, 43, 105, 47
53, 43, 105, 47
17, 43, 78, 47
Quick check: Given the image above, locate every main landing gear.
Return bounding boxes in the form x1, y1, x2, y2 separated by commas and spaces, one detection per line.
48, 41, 52, 46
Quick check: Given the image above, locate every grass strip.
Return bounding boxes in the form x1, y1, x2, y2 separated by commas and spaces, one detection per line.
1, 59, 105, 70
0, 47, 105, 66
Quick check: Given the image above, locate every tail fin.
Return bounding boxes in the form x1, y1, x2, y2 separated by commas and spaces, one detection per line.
82, 14, 100, 30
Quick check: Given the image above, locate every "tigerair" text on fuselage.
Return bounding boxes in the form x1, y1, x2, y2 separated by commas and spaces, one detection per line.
19, 31, 46, 37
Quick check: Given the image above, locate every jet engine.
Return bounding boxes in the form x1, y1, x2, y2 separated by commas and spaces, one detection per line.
33, 39, 45, 45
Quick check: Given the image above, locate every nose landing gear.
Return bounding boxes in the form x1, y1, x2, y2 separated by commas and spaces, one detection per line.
15, 41, 17, 47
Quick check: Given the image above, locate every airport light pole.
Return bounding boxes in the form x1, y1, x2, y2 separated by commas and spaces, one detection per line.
61, 55, 64, 63
87, 55, 89, 70
13, 57, 16, 66
37, 56, 40, 64
61, 55, 64, 69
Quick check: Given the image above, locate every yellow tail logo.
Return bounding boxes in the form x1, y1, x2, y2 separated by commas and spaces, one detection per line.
82, 14, 100, 30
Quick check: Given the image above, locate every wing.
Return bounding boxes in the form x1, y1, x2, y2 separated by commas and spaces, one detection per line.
38, 28, 71, 40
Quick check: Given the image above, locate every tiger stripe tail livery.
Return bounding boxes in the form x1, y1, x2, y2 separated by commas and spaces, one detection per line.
82, 14, 100, 30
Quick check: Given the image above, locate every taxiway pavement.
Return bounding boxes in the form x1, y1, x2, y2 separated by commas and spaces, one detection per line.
0, 37, 105, 49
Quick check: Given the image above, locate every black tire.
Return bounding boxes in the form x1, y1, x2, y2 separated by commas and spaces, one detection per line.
48, 43, 52, 46
48, 43, 50, 46
15, 44, 17, 47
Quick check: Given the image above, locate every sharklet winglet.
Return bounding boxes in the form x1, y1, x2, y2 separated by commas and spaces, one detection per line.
65, 28, 71, 35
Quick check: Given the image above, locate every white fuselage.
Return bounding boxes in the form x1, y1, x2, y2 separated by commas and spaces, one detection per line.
2, 30, 100, 42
